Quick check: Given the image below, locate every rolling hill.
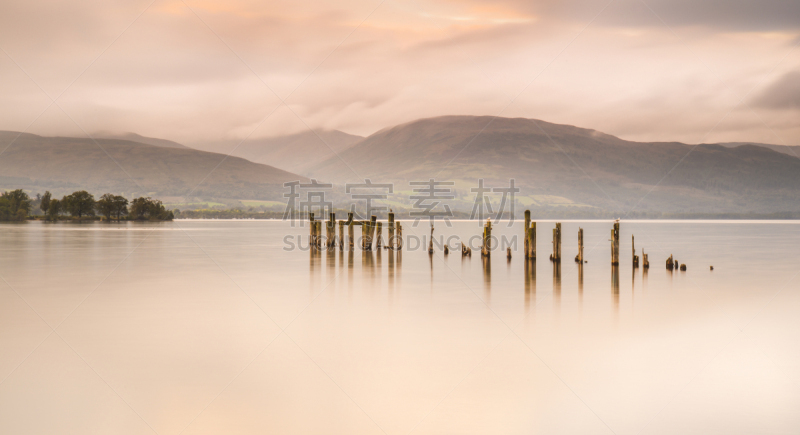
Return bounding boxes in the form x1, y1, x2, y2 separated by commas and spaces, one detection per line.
191, 130, 363, 175
0, 131, 306, 202
307, 116, 800, 214
94, 132, 190, 150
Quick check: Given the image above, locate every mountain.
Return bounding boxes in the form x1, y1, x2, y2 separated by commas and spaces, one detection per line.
308, 116, 800, 214
0, 131, 305, 201
718, 142, 800, 158
94, 132, 190, 150
191, 130, 363, 175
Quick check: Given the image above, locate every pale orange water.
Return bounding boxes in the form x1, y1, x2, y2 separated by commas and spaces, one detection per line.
1, 220, 798, 434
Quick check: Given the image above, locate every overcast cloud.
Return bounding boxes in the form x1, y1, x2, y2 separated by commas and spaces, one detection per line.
0, 0, 799, 147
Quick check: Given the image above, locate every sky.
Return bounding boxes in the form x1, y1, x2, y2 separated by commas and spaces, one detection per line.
1, 0, 799, 147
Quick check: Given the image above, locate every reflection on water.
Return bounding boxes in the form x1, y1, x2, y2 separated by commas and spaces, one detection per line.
2, 220, 799, 434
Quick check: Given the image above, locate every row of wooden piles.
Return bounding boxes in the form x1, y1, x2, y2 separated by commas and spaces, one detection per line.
308, 211, 403, 251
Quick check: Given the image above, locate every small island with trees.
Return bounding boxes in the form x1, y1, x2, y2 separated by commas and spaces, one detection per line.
0, 189, 174, 222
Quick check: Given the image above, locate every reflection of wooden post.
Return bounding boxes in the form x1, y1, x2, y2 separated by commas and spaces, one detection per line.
388, 211, 395, 250
575, 227, 583, 263
376, 222, 382, 250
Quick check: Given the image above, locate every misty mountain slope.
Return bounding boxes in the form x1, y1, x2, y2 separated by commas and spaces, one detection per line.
94, 132, 190, 149
309, 116, 800, 213
0, 131, 305, 200
192, 130, 364, 175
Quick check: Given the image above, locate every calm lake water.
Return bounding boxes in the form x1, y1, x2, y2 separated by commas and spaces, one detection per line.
1, 220, 799, 434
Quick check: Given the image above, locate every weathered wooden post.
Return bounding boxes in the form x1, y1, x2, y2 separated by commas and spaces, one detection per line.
632, 235, 639, 268
642, 250, 649, 269
529, 222, 536, 259
396, 221, 403, 250
347, 213, 355, 251
309, 212, 315, 250
387, 210, 395, 250
550, 223, 561, 262
428, 224, 434, 254
524, 210, 531, 258
575, 227, 583, 263
481, 219, 492, 257
368, 215, 377, 251
666, 254, 674, 270
338, 220, 344, 251
326, 213, 335, 249
361, 220, 368, 251
611, 219, 619, 266
507, 247, 512, 260
376, 222, 382, 250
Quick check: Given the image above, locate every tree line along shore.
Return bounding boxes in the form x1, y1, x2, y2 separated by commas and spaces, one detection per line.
0, 189, 174, 222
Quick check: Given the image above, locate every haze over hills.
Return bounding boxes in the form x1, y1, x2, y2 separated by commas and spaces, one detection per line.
94, 132, 190, 150
191, 130, 363, 175
309, 116, 800, 214
0, 131, 305, 202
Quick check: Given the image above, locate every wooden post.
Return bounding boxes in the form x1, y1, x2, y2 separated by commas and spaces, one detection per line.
524, 210, 531, 258
348, 213, 355, 251
611, 219, 619, 266
396, 222, 403, 250
481, 219, 492, 257
338, 220, 344, 251
428, 224, 434, 254
388, 210, 395, 250
632, 235, 639, 268
327, 213, 335, 249
309, 212, 315, 250
376, 222, 382, 250
369, 215, 377, 251
575, 227, 583, 263
642, 250, 649, 269
551, 223, 561, 262
529, 222, 536, 259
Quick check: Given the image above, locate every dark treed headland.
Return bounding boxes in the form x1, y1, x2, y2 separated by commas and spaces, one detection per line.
0, 189, 174, 222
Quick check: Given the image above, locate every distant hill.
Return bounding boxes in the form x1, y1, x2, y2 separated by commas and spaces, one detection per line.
308, 116, 800, 214
191, 130, 363, 175
0, 131, 305, 201
718, 142, 800, 159
94, 132, 190, 150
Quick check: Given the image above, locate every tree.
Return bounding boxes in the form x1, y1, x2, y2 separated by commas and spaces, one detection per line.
63, 190, 96, 218
112, 195, 129, 220
129, 197, 173, 220
96, 193, 115, 220
40, 191, 51, 214
0, 189, 31, 221
47, 199, 61, 221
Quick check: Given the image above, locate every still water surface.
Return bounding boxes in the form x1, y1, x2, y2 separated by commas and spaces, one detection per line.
1, 220, 799, 434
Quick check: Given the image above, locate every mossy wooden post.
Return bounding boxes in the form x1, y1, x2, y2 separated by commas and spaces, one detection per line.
524, 210, 531, 258
481, 219, 492, 257
309, 212, 315, 250
388, 210, 395, 250
376, 222, 383, 250
575, 227, 583, 263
